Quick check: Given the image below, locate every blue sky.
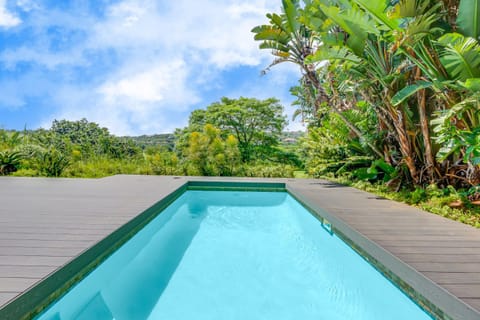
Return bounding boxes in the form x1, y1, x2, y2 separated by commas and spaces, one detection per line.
0, 0, 303, 135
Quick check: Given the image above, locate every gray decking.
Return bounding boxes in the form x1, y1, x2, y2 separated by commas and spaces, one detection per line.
1, 175, 479, 319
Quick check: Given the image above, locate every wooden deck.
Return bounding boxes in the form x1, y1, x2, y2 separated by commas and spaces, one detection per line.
1, 176, 479, 319
0, 175, 187, 309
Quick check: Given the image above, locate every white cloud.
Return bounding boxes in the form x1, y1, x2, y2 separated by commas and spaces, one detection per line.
88, 0, 277, 68
43, 58, 201, 136
0, 0, 21, 28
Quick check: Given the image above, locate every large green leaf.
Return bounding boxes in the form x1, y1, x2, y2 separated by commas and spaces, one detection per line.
259, 41, 291, 54
306, 45, 362, 64
282, 0, 300, 33
267, 13, 289, 34
457, 0, 480, 40
463, 78, 480, 92
438, 33, 480, 81
391, 80, 433, 106
252, 25, 290, 45
319, 4, 367, 56
351, 0, 399, 30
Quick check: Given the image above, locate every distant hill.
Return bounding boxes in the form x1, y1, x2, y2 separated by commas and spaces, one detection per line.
280, 131, 305, 145
126, 134, 175, 150
126, 131, 305, 150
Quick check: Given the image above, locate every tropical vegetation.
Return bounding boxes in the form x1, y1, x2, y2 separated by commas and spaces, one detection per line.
253, 0, 480, 188
0, 98, 301, 179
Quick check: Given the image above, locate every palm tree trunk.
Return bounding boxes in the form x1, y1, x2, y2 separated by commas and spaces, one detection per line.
387, 102, 419, 184
417, 88, 436, 183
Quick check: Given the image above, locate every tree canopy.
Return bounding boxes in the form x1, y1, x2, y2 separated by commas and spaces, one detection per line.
187, 97, 287, 162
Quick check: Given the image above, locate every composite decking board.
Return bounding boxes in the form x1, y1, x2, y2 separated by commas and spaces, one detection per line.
0, 265, 58, 278
395, 254, 480, 263
1, 228, 121, 236
387, 246, 480, 255
0, 293, 18, 306
0, 234, 107, 241
0, 278, 42, 292
371, 232, 479, 239
0, 256, 77, 266
1, 176, 479, 320
0, 239, 95, 249
0, 233, 109, 240
407, 262, 480, 273
463, 298, 480, 309
442, 284, 480, 297
368, 239, 480, 247
0, 247, 82, 256
423, 272, 480, 284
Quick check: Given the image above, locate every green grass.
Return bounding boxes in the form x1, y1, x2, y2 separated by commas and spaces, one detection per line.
293, 170, 309, 178
319, 174, 480, 228
63, 158, 153, 178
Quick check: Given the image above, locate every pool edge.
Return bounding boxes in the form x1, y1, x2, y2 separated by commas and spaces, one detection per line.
0, 183, 189, 320
286, 185, 480, 320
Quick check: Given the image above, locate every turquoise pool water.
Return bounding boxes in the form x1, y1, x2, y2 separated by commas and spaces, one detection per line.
37, 191, 432, 320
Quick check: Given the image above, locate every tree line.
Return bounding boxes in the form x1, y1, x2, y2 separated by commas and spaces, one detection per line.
0, 98, 301, 178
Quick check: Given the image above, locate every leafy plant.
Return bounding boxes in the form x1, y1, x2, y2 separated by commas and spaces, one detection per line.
0, 150, 23, 175
352, 159, 397, 182
36, 149, 70, 177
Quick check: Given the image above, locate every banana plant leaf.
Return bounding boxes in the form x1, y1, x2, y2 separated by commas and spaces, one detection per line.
457, 0, 480, 40
391, 80, 433, 106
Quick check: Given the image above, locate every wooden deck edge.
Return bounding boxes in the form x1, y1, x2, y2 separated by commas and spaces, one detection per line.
287, 185, 480, 320
0, 182, 188, 320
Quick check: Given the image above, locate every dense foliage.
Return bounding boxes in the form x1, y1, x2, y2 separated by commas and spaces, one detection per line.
253, 0, 480, 190
0, 119, 143, 177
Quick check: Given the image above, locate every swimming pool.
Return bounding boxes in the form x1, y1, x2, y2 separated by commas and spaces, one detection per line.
36, 190, 432, 319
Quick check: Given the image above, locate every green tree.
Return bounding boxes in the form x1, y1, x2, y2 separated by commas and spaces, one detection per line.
190, 97, 287, 162
252, 0, 384, 158
49, 119, 141, 159
182, 124, 241, 176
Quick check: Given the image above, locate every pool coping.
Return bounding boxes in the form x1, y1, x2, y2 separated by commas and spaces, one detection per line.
286, 185, 479, 320
0, 177, 479, 319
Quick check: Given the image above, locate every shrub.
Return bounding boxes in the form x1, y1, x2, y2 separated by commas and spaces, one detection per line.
36, 149, 70, 177
0, 150, 24, 175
